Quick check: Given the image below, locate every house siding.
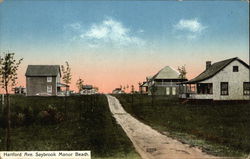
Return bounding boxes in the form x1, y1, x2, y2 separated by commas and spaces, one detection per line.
26, 76, 57, 96
199, 60, 249, 100
148, 85, 180, 96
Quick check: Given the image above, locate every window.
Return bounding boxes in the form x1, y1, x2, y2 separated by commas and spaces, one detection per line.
233, 66, 239, 72
172, 87, 176, 95
197, 83, 213, 94
243, 82, 250, 95
166, 87, 170, 95
47, 77, 52, 82
47, 85, 52, 94
221, 82, 228, 95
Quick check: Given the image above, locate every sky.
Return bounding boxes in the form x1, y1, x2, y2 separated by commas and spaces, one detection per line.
0, 0, 249, 93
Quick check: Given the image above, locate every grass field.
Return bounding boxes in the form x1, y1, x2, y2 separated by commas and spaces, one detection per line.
0, 95, 140, 159
114, 94, 250, 157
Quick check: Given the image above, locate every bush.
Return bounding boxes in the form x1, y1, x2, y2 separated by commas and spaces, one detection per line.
23, 106, 35, 126
37, 105, 64, 125
11, 112, 25, 127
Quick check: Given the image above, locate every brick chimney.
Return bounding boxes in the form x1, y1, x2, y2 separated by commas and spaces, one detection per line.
206, 61, 212, 70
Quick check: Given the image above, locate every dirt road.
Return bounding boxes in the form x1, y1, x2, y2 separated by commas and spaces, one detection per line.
106, 95, 219, 159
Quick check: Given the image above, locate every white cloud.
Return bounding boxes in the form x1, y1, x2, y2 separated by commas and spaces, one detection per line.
175, 18, 205, 32
173, 18, 207, 40
68, 18, 145, 48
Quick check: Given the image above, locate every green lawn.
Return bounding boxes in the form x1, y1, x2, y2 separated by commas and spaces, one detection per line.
0, 95, 140, 159
114, 94, 250, 157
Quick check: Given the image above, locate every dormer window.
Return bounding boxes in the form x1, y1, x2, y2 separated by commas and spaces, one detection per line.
47, 77, 52, 82
233, 66, 238, 72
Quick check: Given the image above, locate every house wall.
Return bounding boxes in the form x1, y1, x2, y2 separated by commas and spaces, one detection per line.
56, 73, 61, 83
189, 94, 213, 99
26, 76, 57, 96
148, 85, 180, 96
199, 60, 250, 100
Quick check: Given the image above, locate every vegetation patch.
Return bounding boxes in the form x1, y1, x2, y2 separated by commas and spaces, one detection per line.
0, 95, 140, 159
114, 94, 250, 157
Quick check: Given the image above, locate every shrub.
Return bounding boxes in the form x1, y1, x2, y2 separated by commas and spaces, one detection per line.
11, 112, 25, 127
37, 105, 64, 125
23, 106, 35, 126
37, 110, 52, 124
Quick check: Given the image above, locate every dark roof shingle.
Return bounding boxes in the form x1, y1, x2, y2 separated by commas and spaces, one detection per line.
25, 65, 61, 77
82, 85, 93, 89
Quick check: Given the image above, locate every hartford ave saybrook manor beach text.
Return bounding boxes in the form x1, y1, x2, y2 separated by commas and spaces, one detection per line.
1, 151, 91, 159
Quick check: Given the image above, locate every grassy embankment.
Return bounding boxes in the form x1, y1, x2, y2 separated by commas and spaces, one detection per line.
114, 94, 250, 157
0, 95, 140, 159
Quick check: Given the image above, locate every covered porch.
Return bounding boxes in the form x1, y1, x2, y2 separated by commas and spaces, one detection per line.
57, 83, 70, 96
179, 82, 213, 99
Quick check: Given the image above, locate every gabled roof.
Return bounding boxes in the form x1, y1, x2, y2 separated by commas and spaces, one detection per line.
82, 85, 93, 89
25, 65, 61, 77
57, 83, 69, 87
146, 76, 152, 81
139, 81, 148, 87
151, 66, 182, 80
184, 57, 249, 84
113, 88, 122, 91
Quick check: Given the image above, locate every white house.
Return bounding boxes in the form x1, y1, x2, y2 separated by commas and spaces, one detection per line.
180, 57, 250, 101
80, 85, 98, 95
147, 66, 187, 96
112, 88, 125, 94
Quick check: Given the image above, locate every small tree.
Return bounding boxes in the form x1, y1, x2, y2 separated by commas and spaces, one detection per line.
138, 82, 142, 94
93, 86, 99, 93
131, 85, 135, 107
0, 53, 23, 150
178, 65, 187, 79
149, 83, 157, 107
61, 61, 72, 118
131, 85, 135, 94
76, 78, 84, 93
61, 61, 72, 91
123, 86, 126, 92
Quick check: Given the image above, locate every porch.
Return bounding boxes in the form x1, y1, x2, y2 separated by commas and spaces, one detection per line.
179, 83, 213, 100
57, 82, 70, 96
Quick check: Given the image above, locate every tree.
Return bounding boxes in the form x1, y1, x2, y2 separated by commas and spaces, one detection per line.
123, 86, 126, 92
61, 61, 72, 91
138, 82, 142, 94
131, 85, 135, 94
61, 62, 72, 118
149, 83, 158, 107
76, 78, 84, 93
93, 86, 99, 93
131, 85, 135, 107
0, 53, 23, 150
177, 65, 187, 79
